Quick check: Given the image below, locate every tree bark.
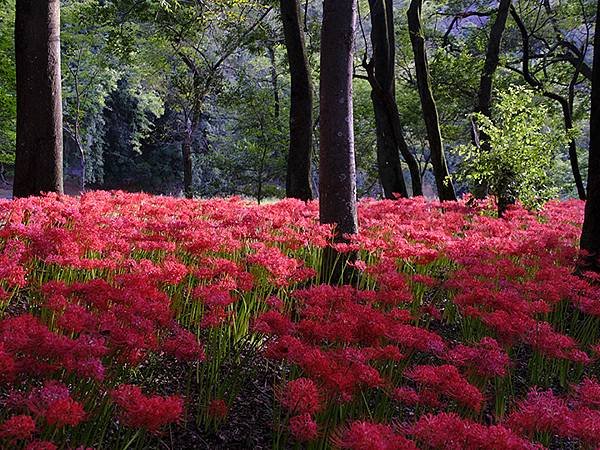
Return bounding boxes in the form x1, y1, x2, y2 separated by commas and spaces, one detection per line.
579, 0, 600, 271
319, 0, 358, 238
14, 0, 64, 197
367, 0, 422, 198
476, 0, 511, 120
281, 0, 313, 201
471, 0, 510, 198
319, 0, 359, 283
407, 0, 456, 201
182, 118, 193, 199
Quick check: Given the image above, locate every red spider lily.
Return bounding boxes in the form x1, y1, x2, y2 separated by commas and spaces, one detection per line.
111, 384, 184, 433
44, 398, 86, 428
410, 413, 544, 450
571, 378, 600, 409
161, 327, 205, 362
0, 414, 36, 441
207, 399, 229, 420
331, 420, 418, 450
25, 441, 58, 450
446, 337, 510, 378
288, 413, 318, 442
404, 364, 484, 412
277, 378, 321, 415
506, 389, 573, 437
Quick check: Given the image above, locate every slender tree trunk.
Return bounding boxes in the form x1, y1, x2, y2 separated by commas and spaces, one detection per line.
367, 0, 424, 198
182, 118, 193, 199
320, 0, 358, 283
267, 44, 281, 121
511, 6, 586, 201
476, 0, 511, 119
579, 0, 600, 272
368, 0, 407, 199
407, 0, 456, 201
14, 0, 64, 197
561, 100, 587, 200
281, 0, 313, 201
471, 0, 511, 198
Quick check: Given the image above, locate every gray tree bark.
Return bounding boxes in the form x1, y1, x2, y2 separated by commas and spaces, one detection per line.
319, 0, 358, 238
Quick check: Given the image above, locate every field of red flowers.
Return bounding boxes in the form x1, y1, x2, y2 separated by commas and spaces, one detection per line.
0, 191, 599, 449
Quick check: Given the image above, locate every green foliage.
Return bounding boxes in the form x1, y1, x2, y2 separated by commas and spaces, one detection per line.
0, 2, 15, 167
458, 86, 572, 210
205, 48, 287, 202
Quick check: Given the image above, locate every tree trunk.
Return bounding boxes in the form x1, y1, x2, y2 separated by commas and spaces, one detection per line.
510, 6, 586, 201
471, 0, 511, 198
267, 44, 280, 121
561, 100, 587, 201
579, 0, 600, 272
476, 0, 511, 119
182, 119, 193, 199
281, 0, 313, 201
319, 0, 359, 283
14, 0, 64, 197
407, 0, 456, 201
367, 0, 423, 198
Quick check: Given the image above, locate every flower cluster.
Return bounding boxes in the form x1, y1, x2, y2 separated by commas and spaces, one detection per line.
111, 384, 184, 433
0, 192, 598, 449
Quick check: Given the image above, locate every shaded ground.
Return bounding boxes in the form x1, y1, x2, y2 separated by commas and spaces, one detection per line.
1, 179, 82, 198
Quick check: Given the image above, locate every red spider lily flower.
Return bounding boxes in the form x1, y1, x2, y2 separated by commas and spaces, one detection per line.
410, 413, 544, 450
526, 322, 590, 363
405, 364, 484, 411
571, 378, 600, 409
570, 407, 600, 446
253, 310, 295, 336
207, 399, 229, 420
506, 389, 573, 437
446, 337, 510, 378
0, 342, 16, 383
111, 384, 184, 433
44, 397, 86, 427
25, 441, 58, 450
392, 387, 420, 406
0, 415, 36, 440
277, 378, 321, 415
288, 413, 318, 442
161, 327, 205, 362
332, 420, 418, 450
24, 382, 84, 424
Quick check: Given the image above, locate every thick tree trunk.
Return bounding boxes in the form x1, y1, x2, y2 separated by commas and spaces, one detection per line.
579, 0, 600, 271
319, 0, 358, 238
281, 0, 313, 201
319, 0, 358, 283
367, 0, 423, 198
407, 0, 456, 201
14, 0, 64, 197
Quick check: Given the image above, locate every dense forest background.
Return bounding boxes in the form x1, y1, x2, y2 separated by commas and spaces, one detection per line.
0, 0, 595, 202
